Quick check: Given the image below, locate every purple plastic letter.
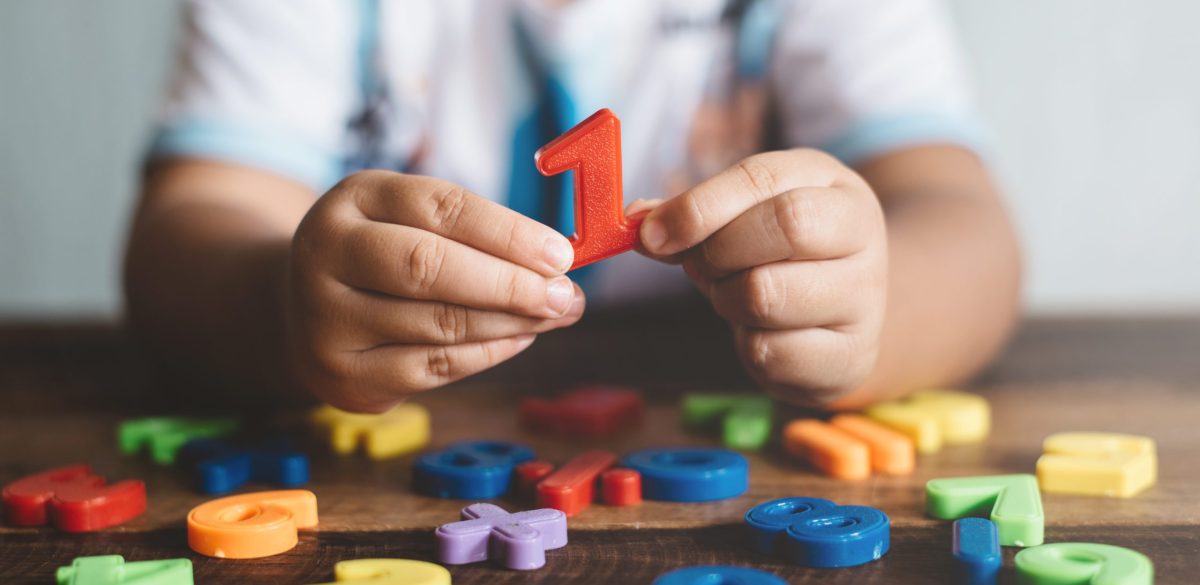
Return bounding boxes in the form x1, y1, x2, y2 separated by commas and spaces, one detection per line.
435, 503, 568, 570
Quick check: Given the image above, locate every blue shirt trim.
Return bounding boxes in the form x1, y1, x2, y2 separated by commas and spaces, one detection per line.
147, 118, 343, 191
820, 112, 988, 165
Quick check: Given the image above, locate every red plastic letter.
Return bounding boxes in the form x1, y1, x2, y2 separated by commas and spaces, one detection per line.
535, 108, 643, 269
519, 385, 644, 438
2, 464, 146, 532
536, 450, 617, 517
601, 468, 643, 507
514, 460, 555, 499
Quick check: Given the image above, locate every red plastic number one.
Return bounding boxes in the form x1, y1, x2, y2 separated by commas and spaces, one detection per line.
535, 108, 644, 270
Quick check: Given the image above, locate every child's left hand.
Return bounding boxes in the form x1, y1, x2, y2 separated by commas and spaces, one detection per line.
638, 149, 888, 406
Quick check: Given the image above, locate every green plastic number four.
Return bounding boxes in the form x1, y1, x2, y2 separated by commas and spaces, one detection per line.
118, 417, 239, 464
57, 555, 193, 585
682, 394, 773, 450
926, 474, 1044, 547
1015, 543, 1153, 585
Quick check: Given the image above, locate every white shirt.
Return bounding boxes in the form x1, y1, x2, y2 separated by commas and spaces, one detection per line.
150, 0, 981, 302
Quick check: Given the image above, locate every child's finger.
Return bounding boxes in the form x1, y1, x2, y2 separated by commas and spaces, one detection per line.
355, 334, 538, 395
334, 222, 575, 319
705, 259, 874, 329
347, 287, 584, 346
352, 172, 574, 276
683, 186, 875, 281
734, 325, 872, 403
639, 150, 844, 257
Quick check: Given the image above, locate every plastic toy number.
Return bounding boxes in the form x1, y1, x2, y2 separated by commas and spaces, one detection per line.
744, 497, 890, 568
186, 490, 319, 559
1015, 542, 1153, 585
309, 559, 451, 585
653, 566, 788, 585
926, 474, 1044, 547
535, 108, 643, 270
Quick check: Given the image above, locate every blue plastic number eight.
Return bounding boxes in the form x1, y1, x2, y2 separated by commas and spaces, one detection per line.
745, 497, 890, 568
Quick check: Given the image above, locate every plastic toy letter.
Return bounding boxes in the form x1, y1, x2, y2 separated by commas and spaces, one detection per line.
2, 464, 146, 532
177, 438, 310, 495
782, 419, 871, 480
520, 385, 643, 439
535, 108, 643, 270
682, 394, 773, 451
1036, 432, 1156, 498
436, 503, 568, 570
309, 559, 451, 585
56, 555, 193, 585
865, 390, 989, 453
537, 450, 617, 516
953, 518, 1002, 585
926, 474, 1044, 547
311, 404, 430, 460
117, 417, 238, 465
187, 490, 318, 559
1015, 543, 1153, 585
414, 440, 535, 499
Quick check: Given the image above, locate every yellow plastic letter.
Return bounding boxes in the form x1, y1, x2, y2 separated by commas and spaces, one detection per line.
1036, 432, 1156, 498
311, 404, 431, 460
865, 390, 990, 453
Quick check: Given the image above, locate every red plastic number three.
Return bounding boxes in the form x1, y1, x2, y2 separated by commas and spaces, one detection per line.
535, 108, 643, 270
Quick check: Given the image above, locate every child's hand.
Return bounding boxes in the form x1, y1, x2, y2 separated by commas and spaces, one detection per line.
639, 150, 887, 406
286, 171, 583, 411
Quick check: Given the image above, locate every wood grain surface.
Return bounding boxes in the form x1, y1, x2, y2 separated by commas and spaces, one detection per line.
1, 307, 1198, 584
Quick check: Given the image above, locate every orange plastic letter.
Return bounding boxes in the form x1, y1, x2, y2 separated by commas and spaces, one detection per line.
783, 420, 871, 480
187, 489, 318, 559
535, 108, 643, 269
830, 414, 915, 475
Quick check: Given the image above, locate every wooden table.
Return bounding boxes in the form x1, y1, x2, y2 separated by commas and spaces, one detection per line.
2, 307, 1198, 584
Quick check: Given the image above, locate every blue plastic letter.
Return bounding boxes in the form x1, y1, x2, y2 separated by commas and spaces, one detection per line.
953, 518, 1002, 585
177, 438, 309, 495
414, 440, 535, 499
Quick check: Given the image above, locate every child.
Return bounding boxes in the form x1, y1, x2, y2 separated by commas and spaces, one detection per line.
125, 0, 1020, 412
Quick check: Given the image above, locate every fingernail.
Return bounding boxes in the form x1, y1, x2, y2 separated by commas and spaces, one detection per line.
543, 236, 574, 273
626, 198, 663, 216
567, 289, 586, 316
514, 333, 537, 349
641, 218, 668, 252
546, 276, 574, 315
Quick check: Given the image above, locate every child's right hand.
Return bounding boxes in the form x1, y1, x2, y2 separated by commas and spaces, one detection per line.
285, 171, 582, 412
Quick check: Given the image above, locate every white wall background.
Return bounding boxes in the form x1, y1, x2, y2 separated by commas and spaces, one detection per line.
1, 0, 1198, 318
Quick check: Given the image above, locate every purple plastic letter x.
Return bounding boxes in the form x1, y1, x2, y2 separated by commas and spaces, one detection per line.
435, 503, 568, 570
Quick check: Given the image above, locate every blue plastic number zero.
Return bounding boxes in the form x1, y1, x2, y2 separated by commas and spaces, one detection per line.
745, 497, 890, 568
653, 565, 788, 585
414, 440, 535, 499
621, 448, 748, 502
